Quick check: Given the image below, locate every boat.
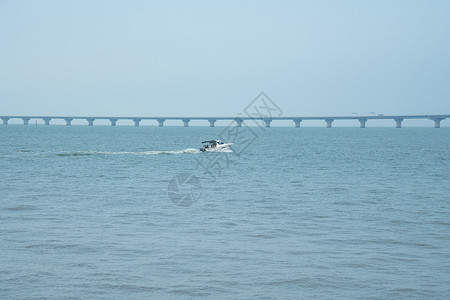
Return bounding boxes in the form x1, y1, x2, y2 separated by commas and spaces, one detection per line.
200, 140, 233, 152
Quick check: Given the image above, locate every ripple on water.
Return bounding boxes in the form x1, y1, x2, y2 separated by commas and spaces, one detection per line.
3, 205, 40, 211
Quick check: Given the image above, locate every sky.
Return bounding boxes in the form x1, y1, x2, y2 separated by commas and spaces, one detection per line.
1, 0, 449, 118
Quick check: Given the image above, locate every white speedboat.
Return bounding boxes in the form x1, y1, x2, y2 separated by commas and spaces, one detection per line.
200, 140, 233, 152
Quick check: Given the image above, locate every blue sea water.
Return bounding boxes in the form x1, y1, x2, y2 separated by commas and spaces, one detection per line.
1, 125, 449, 299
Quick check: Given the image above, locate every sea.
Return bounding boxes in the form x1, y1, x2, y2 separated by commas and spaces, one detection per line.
1, 125, 449, 299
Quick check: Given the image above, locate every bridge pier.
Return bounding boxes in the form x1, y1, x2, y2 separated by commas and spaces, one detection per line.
157, 119, 165, 127
182, 119, 190, 127
43, 118, 51, 125
2, 117, 10, 125
359, 118, 368, 128
293, 118, 302, 128
64, 118, 73, 125
263, 118, 272, 128
109, 118, 118, 126
133, 118, 141, 126
22, 117, 30, 125
87, 118, 95, 126
208, 119, 216, 127
325, 119, 334, 128
430, 117, 444, 128
394, 118, 403, 128
234, 118, 243, 127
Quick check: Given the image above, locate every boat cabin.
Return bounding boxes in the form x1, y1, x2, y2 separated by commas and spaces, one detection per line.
202, 140, 224, 148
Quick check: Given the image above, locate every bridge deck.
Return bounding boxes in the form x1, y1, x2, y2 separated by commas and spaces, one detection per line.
1, 115, 448, 128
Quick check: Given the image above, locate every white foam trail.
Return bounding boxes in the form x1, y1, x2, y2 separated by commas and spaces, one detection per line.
51, 147, 236, 157
141, 148, 201, 155
54, 148, 203, 156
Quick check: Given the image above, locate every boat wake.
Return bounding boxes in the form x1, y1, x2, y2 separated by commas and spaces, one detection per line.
53, 148, 233, 156
54, 148, 203, 156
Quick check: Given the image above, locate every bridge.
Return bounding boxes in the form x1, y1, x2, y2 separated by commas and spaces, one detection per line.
0, 115, 449, 128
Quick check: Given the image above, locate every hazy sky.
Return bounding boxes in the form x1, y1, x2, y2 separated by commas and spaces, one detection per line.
1, 0, 449, 117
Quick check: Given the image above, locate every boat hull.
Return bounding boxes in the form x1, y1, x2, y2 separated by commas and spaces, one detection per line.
200, 143, 233, 152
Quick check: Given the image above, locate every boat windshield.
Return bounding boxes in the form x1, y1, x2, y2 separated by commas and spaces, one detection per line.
202, 140, 222, 145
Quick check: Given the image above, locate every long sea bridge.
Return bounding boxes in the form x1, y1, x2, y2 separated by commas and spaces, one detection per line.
0, 115, 449, 128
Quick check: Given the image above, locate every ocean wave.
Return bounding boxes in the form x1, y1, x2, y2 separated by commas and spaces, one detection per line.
3, 205, 40, 211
